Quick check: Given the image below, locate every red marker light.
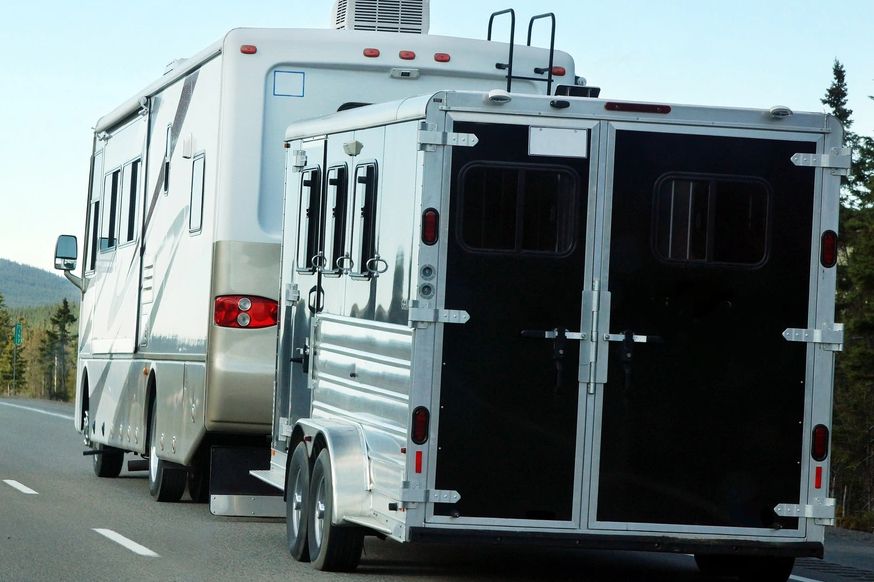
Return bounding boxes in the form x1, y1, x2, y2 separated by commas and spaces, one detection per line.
363, 48, 380, 58
551, 66, 566, 76
434, 52, 451, 62
422, 208, 439, 245
240, 45, 257, 55
812, 424, 829, 461
399, 50, 416, 60
821, 230, 838, 268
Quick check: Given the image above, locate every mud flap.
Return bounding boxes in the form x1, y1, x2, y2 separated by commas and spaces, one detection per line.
209, 445, 284, 517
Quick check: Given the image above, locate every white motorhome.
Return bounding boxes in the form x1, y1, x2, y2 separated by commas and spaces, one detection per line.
254, 89, 845, 579
54, 2, 581, 507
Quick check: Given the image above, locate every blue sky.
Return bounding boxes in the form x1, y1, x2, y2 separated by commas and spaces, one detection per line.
1, 0, 872, 271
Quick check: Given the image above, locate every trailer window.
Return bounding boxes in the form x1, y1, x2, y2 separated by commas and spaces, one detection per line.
99, 169, 121, 251
189, 154, 205, 232
85, 150, 104, 273
458, 163, 577, 255
296, 167, 323, 273
119, 159, 140, 244
654, 175, 769, 266
323, 164, 348, 273
349, 162, 379, 278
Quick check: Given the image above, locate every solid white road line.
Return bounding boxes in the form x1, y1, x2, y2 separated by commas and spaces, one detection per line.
93, 529, 159, 557
0, 401, 73, 420
790, 575, 824, 582
3, 480, 39, 495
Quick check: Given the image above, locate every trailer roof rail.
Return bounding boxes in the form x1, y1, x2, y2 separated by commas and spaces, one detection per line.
487, 9, 557, 95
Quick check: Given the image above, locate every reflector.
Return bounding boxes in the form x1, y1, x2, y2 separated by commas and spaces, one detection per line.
605, 102, 671, 114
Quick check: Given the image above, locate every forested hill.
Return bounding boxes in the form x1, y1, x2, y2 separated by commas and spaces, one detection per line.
0, 259, 80, 308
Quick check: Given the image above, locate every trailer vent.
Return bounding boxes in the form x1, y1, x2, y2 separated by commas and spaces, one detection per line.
332, 0, 430, 34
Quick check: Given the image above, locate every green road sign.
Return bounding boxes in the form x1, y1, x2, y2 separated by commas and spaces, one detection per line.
13, 322, 22, 346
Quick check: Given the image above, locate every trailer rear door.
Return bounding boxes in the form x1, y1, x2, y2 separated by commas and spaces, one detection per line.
589, 124, 819, 534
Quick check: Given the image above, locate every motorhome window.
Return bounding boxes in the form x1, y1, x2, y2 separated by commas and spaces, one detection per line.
99, 169, 120, 251
119, 159, 140, 244
85, 150, 103, 273
654, 176, 769, 266
324, 164, 348, 273
189, 155, 205, 232
350, 163, 378, 277
459, 163, 576, 255
163, 124, 172, 194
296, 168, 323, 273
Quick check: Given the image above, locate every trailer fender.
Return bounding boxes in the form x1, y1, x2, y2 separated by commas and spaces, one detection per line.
297, 418, 370, 525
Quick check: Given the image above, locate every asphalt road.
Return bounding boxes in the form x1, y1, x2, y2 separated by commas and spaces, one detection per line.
2, 397, 874, 582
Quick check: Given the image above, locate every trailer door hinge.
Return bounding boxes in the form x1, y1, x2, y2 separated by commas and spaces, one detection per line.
285, 283, 300, 306
291, 150, 307, 171
774, 498, 836, 524
407, 307, 470, 325
400, 484, 461, 504
791, 148, 851, 176
783, 323, 844, 352
418, 123, 479, 151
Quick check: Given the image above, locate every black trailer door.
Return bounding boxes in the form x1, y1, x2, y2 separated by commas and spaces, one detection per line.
434, 120, 592, 523
592, 127, 816, 531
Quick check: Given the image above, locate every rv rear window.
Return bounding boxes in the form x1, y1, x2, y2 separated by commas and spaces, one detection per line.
458, 163, 577, 255
653, 175, 770, 266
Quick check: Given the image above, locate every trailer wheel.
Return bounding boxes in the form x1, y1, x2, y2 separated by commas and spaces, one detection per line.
694, 554, 795, 581
92, 443, 124, 478
307, 449, 364, 571
147, 399, 186, 502
286, 442, 311, 562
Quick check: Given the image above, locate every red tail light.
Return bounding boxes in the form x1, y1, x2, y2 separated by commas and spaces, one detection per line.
214, 295, 278, 329
411, 407, 430, 444
821, 230, 838, 268
812, 424, 829, 461
422, 208, 439, 245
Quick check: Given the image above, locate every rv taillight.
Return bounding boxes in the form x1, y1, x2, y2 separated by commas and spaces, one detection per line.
812, 424, 830, 461
214, 295, 278, 329
551, 66, 566, 76
821, 230, 838, 268
240, 45, 257, 55
411, 407, 430, 444
363, 48, 380, 58
399, 50, 416, 60
434, 52, 451, 62
422, 208, 439, 245
605, 102, 672, 114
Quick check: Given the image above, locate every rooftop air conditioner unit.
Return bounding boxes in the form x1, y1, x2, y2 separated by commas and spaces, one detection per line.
332, 0, 430, 34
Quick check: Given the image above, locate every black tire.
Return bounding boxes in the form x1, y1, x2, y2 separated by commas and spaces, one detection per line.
187, 466, 210, 503
286, 442, 311, 562
92, 442, 124, 478
147, 399, 186, 502
695, 554, 795, 581
307, 449, 364, 571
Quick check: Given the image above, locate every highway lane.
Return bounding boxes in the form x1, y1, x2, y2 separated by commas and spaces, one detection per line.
0, 398, 868, 581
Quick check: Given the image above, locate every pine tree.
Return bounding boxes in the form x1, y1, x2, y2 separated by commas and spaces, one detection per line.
48, 299, 76, 400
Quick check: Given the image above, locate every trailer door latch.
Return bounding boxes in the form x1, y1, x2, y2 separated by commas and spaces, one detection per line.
774, 498, 836, 524
782, 323, 844, 352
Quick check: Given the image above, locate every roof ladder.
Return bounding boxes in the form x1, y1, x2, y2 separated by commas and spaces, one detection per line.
487, 9, 557, 95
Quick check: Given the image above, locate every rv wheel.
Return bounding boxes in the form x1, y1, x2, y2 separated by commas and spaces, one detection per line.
307, 449, 364, 571
147, 399, 186, 502
286, 442, 311, 562
92, 443, 124, 478
694, 554, 795, 581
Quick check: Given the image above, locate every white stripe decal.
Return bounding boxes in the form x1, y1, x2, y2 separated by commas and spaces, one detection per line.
3, 480, 39, 495
790, 575, 824, 582
0, 401, 73, 420
93, 529, 159, 557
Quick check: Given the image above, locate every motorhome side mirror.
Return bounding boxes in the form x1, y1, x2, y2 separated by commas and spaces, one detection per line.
54, 235, 78, 271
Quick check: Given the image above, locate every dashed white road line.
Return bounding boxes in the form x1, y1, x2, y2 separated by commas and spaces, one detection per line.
790, 575, 824, 582
93, 529, 159, 557
0, 401, 73, 420
3, 479, 39, 495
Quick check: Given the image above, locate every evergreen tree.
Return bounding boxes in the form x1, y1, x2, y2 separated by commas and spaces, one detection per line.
46, 299, 76, 400
0, 336, 27, 394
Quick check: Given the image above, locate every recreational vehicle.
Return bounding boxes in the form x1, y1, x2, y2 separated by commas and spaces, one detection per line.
253, 88, 844, 580
53, 3, 581, 507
